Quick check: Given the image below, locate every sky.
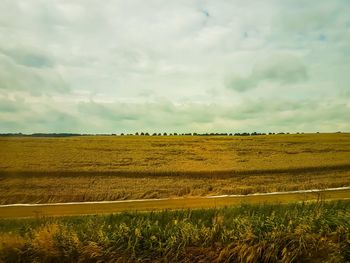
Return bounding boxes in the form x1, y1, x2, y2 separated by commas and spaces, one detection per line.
0, 0, 349, 134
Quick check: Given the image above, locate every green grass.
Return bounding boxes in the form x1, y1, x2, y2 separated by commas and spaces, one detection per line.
1, 201, 349, 262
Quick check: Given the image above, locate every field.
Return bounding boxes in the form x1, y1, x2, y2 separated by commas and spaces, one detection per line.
0, 201, 349, 262
1, 133, 350, 173
0, 133, 350, 204
1, 133, 350, 262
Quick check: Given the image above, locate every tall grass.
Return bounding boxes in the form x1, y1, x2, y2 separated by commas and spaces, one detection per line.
1, 201, 349, 262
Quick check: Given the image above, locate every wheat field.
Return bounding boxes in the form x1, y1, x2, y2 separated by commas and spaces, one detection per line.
0, 133, 349, 204
1, 133, 349, 173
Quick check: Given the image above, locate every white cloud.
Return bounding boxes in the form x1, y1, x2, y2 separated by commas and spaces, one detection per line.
0, 0, 349, 132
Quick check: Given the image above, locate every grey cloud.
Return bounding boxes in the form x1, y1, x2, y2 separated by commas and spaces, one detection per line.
0, 97, 27, 112
268, 102, 350, 132
0, 48, 54, 68
31, 109, 79, 132
1, 95, 349, 133
73, 99, 350, 133
0, 1, 349, 133
77, 100, 216, 127
0, 96, 80, 133
0, 54, 69, 95
78, 101, 141, 121
75, 100, 219, 133
277, 1, 349, 33
226, 55, 308, 92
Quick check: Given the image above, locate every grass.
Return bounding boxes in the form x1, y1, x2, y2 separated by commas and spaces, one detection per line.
0, 201, 349, 262
0, 133, 349, 204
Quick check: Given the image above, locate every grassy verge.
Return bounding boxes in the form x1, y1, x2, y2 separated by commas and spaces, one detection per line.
0, 188, 349, 218
0, 201, 349, 262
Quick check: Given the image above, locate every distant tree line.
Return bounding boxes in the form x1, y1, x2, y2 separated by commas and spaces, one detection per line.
0, 133, 85, 137
2, 131, 344, 137
126, 131, 295, 136
0, 133, 114, 137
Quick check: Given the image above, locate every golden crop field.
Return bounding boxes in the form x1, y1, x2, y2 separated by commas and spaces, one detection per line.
0, 133, 349, 204
1, 133, 350, 173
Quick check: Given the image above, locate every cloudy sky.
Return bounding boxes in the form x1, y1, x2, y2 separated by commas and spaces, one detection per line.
0, 0, 349, 134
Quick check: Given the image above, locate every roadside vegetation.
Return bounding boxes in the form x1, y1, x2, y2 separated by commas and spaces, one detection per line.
0, 201, 349, 262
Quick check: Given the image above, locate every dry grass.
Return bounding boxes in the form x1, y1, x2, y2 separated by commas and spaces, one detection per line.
0, 201, 349, 262
0, 133, 349, 204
